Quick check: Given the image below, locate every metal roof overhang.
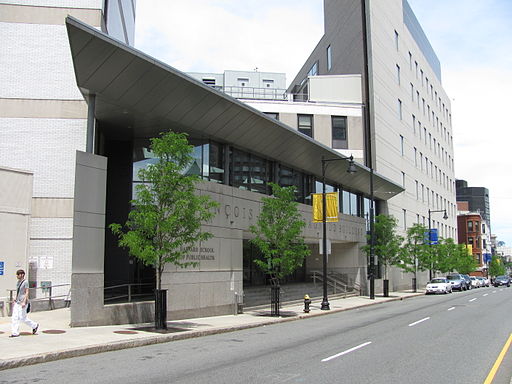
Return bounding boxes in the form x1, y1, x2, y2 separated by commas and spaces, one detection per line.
66, 16, 403, 201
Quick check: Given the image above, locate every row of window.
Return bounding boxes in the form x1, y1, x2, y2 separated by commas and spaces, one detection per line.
266, 113, 348, 150
397, 102, 454, 174
394, 29, 452, 125
413, 180, 457, 223
467, 220, 486, 234
411, 146, 454, 192
411, 114, 454, 170
132, 138, 363, 216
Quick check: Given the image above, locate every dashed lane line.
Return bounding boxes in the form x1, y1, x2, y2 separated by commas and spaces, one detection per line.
322, 342, 372, 362
408, 317, 430, 327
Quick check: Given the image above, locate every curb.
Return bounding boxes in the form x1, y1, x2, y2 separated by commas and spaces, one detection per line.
0, 292, 421, 371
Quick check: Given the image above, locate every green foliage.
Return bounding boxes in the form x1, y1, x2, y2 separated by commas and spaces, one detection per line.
398, 223, 429, 274
433, 238, 477, 274
362, 214, 403, 280
110, 131, 219, 290
489, 256, 506, 277
453, 243, 478, 274
249, 183, 310, 285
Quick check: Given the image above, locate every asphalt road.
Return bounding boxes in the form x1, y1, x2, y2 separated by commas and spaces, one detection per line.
2, 287, 511, 384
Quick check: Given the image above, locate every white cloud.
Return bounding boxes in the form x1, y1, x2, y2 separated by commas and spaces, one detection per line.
135, 0, 324, 83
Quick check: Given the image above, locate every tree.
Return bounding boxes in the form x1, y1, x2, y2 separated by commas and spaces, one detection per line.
452, 243, 478, 274
489, 256, 506, 277
110, 131, 219, 328
249, 183, 310, 286
399, 224, 429, 290
362, 214, 403, 282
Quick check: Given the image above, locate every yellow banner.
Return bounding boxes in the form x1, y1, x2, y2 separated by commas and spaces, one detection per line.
312, 192, 339, 223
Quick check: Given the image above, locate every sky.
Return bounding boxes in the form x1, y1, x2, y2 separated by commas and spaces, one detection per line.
134, 0, 512, 246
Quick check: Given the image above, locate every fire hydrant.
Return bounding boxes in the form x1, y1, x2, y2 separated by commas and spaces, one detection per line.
304, 294, 311, 313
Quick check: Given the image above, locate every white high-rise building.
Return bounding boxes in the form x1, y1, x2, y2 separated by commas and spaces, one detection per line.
286, 0, 457, 289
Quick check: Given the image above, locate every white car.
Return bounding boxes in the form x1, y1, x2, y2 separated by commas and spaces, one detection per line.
426, 278, 453, 294
470, 276, 481, 288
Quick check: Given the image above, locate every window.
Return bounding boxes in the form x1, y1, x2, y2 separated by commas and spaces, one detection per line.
298, 114, 313, 137
403, 209, 407, 230
410, 83, 414, 101
308, 62, 319, 77
398, 99, 402, 120
327, 45, 332, 71
202, 78, 216, 86
331, 116, 347, 149
394, 30, 399, 50
400, 135, 404, 156
237, 77, 249, 87
412, 114, 416, 133
402, 171, 406, 188
264, 112, 279, 120
409, 52, 412, 69
414, 147, 417, 167
262, 79, 274, 88
396, 64, 401, 85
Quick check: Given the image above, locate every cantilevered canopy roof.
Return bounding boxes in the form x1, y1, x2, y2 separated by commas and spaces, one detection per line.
66, 17, 403, 201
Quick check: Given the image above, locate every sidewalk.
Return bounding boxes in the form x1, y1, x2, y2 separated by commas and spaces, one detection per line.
0, 291, 422, 370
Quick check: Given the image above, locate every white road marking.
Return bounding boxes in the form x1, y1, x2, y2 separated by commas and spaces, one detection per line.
493, 290, 497, 293
322, 342, 372, 362
448, 307, 456, 311
483, 293, 489, 297
469, 298, 477, 302
408, 317, 430, 327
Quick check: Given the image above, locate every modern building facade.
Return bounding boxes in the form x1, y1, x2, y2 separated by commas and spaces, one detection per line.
63, 17, 402, 325
0, 0, 136, 302
283, 0, 457, 289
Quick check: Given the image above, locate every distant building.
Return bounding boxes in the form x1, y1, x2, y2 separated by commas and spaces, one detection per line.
457, 201, 492, 273
456, 179, 491, 229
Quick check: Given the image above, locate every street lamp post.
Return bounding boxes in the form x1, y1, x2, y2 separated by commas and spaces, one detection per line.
320, 155, 356, 310
428, 209, 448, 281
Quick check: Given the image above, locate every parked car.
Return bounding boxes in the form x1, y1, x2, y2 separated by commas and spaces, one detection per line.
462, 274, 472, 290
493, 275, 511, 287
483, 277, 491, 286
446, 274, 467, 291
470, 276, 481, 288
477, 276, 488, 287
426, 278, 453, 294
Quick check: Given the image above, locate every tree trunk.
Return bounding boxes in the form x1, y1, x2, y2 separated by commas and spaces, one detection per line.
155, 289, 167, 330
155, 263, 167, 329
270, 277, 280, 317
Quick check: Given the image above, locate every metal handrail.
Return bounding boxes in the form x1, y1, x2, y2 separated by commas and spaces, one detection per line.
6, 283, 71, 315
310, 270, 360, 296
104, 283, 154, 303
